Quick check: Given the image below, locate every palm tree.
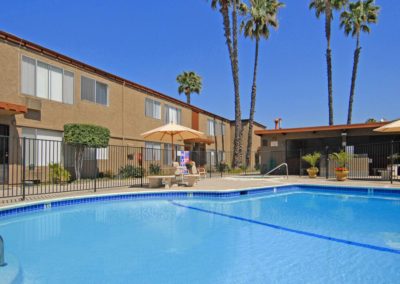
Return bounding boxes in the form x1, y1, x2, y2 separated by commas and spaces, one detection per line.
309, 0, 348, 125
176, 71, 203, 104
241, 0, 284, 167
211, 0, 243, 167
340, 0, 379, 125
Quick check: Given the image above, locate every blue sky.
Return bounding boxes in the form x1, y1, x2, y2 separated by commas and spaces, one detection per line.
1, 0, 399, 128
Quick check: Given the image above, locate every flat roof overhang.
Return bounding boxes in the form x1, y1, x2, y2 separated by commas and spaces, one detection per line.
0, 102, 27, 115
184, 137, 214, 145
254, 122, 389, 136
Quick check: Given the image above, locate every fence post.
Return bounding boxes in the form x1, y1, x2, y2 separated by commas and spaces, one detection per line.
22, 137, 26, 200
299, 149, 303, 177
94, 148, 97, 192
140, 147, 143, 187
325, 146, 329, 180
209, 152, 212, 179
390, 140, 394, 184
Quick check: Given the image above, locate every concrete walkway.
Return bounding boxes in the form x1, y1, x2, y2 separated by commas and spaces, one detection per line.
1, 176, 399, 208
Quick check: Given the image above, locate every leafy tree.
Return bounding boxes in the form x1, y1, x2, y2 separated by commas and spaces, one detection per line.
241, 0, 284, 167
211, 0, 244, 167
365, 118, 377, 123
176, 71, 202, 104
64, 124, 110, 180
340, 0, 380, 124
309, 0, 348, 125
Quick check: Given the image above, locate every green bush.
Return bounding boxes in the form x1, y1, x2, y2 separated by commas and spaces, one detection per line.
218, 162, 229, 172
98, 170, 114, 179
149, 163, 161, 175
260, 164, 269, 175
118, 165, 145, 178
49, 163, 71, 184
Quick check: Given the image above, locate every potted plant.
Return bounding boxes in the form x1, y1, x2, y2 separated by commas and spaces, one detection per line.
329, 151, 350, 181
301, 152, 321, 178
185, 161, 193, 173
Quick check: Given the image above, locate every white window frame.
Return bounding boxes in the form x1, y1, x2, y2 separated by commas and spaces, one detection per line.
208, 119, 215, 136
164, 105, 182, 125
145, 142, 161, 161
20, 55, 74, 104
145, 98, 161, 120
80, 75, 109, 106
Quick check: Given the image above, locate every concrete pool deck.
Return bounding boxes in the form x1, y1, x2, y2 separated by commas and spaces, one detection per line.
0, 176, 399, 208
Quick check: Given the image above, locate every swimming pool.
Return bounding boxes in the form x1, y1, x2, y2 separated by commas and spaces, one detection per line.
0, 185, 399, 283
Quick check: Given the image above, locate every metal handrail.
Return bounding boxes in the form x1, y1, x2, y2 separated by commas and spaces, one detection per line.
0, 235, 4, 267
263, 163, 289, 179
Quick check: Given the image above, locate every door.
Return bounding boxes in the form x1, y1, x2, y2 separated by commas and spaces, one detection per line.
0, 125, 9, 183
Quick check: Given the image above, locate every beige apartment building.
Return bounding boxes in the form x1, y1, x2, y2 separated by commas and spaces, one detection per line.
0, 30, 265, 175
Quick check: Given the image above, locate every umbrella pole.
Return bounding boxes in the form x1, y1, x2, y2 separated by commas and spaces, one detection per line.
171, 134, 174, 163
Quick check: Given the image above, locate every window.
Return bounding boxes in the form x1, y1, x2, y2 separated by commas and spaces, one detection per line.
207, 119, 215, 136
81, 76, 108, 106
21, 56, 36, 96
145, 98, 161, 119
21, 128, 63, 166
83, 147, 109, 161
221, 123, 226, 136
145, 142, 161, 161
21, 55, 74, 104
63, 71, 74, 104
164, 105, 181, 124
163, 144, 181, 166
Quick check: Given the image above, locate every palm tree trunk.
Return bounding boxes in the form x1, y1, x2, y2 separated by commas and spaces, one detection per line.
326, 48, 334, 125
245, 39, 259, 168
325, 1, 334, 126
347, 35, 361, 125
219, 1, 242, 168
185, 91, 191, 104
231, 0, 243, 168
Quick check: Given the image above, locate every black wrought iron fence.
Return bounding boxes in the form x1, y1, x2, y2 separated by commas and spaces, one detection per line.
267, 141, 400, 182
0, 136, 398, 200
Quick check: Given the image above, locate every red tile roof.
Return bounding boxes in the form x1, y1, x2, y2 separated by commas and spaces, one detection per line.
0, 101, 27, 114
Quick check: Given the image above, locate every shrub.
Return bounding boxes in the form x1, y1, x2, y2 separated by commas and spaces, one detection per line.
185, 162, 193, 172
260, 164, 269, 175
118, 165, 145, 178
218, 161, 229, 172
98, 170, 114, 179
49, 163, 71, 184
302, 152, 321, 168
149, 163, 161, 175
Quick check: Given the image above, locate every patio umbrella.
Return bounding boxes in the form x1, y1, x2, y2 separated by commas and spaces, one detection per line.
373, 120, 400, 133
141, 123, 204, 159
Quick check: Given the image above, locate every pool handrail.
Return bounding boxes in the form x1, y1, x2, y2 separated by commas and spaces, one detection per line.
0, 235, 4, 267
263, 163, 289, 179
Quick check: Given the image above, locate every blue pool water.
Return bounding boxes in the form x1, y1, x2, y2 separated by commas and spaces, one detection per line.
0, 186, 400, 283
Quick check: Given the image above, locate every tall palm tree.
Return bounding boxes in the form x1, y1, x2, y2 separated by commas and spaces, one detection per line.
241, 0, 284, 167
211, 0, 243, 167
340, 0, 379, 124
309, 0, 348, 125
176, 71, 203, 104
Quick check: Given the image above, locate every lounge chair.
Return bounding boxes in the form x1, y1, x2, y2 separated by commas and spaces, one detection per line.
198, 166, 207, 179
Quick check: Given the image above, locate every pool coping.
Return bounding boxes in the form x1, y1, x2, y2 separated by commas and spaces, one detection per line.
0, 182, 399, 218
